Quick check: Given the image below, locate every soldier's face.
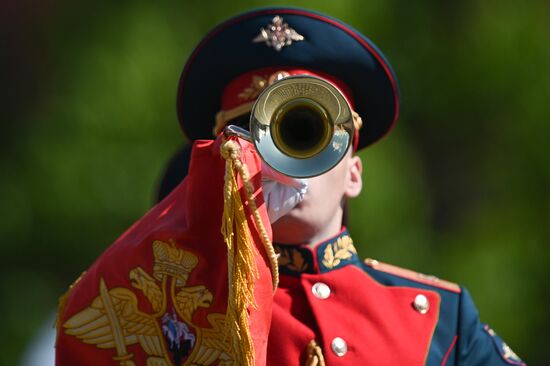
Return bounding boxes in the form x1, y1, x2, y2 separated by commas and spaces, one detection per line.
271, 151, 362, 245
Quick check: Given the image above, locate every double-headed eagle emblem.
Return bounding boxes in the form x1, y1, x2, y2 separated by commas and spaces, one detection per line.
63, 240, 234, 366
253, 15, 304, 51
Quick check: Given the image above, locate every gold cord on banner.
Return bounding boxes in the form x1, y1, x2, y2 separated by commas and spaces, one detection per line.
220, 139, 279, 366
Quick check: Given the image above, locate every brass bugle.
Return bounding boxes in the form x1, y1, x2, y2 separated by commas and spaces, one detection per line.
224, 75, 354, 178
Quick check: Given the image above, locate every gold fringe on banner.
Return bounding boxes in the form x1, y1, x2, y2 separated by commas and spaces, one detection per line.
220, 139, 279, 366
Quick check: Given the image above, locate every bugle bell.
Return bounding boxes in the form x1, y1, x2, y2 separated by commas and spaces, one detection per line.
226, 75, 354, 178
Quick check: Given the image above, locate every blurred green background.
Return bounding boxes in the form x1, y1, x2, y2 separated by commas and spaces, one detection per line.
1, 0, 548, 364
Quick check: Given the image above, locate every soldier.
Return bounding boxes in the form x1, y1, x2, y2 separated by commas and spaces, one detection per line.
55, 7, 525, 366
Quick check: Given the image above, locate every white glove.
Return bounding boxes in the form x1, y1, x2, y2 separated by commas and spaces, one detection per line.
261, 161, 308, 223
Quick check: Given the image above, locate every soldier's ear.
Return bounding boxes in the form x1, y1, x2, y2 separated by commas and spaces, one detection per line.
344, 155, 362, 198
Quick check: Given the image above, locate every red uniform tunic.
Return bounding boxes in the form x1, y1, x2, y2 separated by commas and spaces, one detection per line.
267, 230, 525, 366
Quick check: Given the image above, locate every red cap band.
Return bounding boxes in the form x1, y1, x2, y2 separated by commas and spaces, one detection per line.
220, 67, 360, 150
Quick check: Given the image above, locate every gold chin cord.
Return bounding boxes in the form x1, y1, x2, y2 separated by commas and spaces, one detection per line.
223, 74, 358, 179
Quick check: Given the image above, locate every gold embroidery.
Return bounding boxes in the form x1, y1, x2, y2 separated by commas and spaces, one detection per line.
129, 267, 163, 314
252, 16, 305, 52
237, 71, 291, 101
63, 240, 235, 366
277, 247, 309, 273
238, 75, 268, 101
322, 235, 356, 269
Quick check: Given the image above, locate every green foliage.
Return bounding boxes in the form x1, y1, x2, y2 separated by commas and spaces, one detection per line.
1, 0, 548, 364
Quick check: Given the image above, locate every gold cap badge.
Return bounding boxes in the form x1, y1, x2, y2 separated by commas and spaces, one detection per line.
253, 16, 304, 51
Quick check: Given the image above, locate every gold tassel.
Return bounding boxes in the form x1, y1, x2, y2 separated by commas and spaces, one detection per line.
220, 139, 279, 366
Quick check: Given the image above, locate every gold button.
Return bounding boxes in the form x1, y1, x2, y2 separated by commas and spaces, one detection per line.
311, 282, 331, 299
413, 294, 430, 314
331, 337, 347, 356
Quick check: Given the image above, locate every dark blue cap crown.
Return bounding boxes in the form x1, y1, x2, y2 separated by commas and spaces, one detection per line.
177, 7, 400, 150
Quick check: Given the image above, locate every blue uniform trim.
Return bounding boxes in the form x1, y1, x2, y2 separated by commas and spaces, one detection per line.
363, 263, 460, 366
456, 288, 526, 366
363, 265, 525, 366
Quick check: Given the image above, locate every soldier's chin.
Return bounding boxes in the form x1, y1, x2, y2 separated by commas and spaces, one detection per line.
271, 211, 317, 244
271, 205, 305, 225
